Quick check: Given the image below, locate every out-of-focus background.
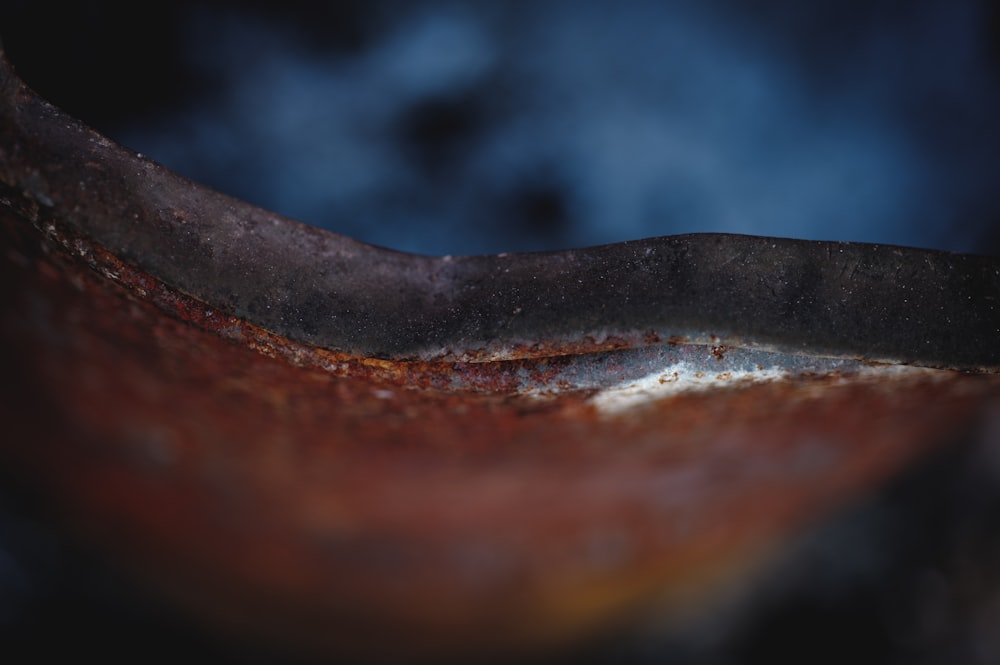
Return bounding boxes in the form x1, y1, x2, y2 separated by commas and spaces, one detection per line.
2, 0, 999, 255
1, 1, 1000, 663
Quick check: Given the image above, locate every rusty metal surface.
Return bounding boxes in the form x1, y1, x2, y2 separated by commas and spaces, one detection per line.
1, 47, 1000, 661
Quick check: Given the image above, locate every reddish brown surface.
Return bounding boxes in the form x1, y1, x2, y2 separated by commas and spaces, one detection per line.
2, 211, 999, 660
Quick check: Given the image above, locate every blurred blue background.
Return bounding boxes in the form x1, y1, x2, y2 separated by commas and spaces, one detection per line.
4, 0, 1000, 255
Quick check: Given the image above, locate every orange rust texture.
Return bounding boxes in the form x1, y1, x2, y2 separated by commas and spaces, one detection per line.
2, 212, 999, 660
711, 344, 729, 361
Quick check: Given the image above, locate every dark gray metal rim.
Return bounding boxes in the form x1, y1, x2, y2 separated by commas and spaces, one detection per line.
1, 50, 998, 369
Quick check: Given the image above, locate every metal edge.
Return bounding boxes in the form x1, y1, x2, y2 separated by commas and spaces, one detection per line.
1, 49, 998, 369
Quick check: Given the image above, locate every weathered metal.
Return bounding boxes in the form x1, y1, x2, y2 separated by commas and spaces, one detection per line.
1, 48, 999, 661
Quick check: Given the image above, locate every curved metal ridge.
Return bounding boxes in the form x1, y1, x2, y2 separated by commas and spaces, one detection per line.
1, 51, 998, 369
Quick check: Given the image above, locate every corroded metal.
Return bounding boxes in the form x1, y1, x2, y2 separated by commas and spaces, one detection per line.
1, 48, 999, 661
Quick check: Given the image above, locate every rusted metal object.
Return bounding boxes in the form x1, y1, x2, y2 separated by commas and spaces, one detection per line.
1, 48, 999, 660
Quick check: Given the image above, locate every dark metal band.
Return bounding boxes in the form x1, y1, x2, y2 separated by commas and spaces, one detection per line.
2, 51, 997, 369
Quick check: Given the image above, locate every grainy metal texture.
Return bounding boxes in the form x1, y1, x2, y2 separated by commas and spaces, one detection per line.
1, 51, 998, 368
1, 47, 1000, 662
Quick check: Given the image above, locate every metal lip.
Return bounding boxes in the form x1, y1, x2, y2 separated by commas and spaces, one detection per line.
2, 49, 998, 370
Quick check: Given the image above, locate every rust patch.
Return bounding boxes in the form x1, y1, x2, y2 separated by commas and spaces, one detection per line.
3, 209, 999, 661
